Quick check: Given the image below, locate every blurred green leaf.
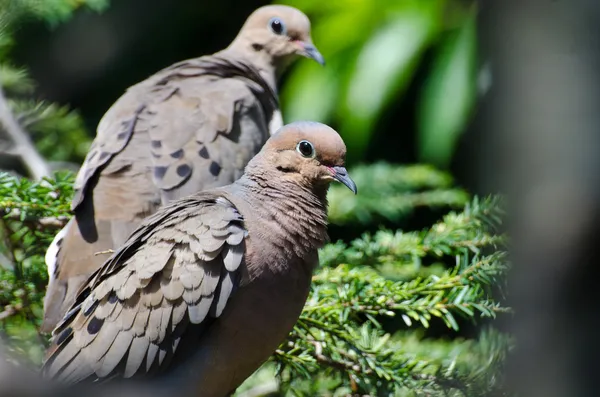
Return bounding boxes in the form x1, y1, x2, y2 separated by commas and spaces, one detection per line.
0, 32, 14, 58
342, 1, 442, 160
281, 0, 481, 167
280, 60, 338, 123
417, 9, 477, 167
280, 0, 377, 124
22, 0, 109, 26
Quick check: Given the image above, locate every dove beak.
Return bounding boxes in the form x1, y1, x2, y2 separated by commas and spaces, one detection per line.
296, 41, 325, 66
329, 166, 357, 194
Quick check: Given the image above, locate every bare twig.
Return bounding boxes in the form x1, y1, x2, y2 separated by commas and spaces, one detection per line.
1, 209, 68, 230
34, 216, 68, 228
0, 84, 50, 180
0, 306, 15, 321
309, 340, 365, 374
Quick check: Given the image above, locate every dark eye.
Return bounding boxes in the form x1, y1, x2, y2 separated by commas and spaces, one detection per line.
296, 140, 316, 158
268, 17, 286, 35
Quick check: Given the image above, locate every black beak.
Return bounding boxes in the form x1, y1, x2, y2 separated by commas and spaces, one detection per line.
330, 166, 357, 194
302, 43, 326, 66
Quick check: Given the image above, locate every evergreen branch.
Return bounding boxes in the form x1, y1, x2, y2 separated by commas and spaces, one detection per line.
1, 211, 68, 229
327, 163, 470, 225
321, 196, 506, 272
0, 172, 74, 219
308, 252, 509, 332
0, 64, 34, 94
0, 0, 110, 28
274, 322, 505, 396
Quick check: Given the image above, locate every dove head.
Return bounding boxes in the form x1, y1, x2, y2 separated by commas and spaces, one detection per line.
247, 121, 357, 195
230, 5, 325, 67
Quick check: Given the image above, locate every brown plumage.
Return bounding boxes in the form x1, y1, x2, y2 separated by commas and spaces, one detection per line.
42, 5, 325, 333
42, 121, 356, 396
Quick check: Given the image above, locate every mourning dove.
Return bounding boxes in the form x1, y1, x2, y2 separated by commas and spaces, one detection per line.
41, 121, 356, 396
42, 5, 325, 333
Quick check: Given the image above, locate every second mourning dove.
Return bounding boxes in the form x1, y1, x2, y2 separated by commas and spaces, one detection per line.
42, 122, 357, 396
42, 5, 325, 332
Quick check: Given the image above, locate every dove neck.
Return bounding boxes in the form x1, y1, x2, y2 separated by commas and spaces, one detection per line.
228, 173, 329, 268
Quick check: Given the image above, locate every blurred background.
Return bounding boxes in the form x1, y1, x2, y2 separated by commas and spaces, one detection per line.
9, 0, 482, 187
2, 0, 600, 396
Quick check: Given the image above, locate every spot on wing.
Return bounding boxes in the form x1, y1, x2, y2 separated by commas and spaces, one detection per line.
170, 149, 184, 159
154, 166, 168, 180
87, 316, 104, 335
176, 164, 192, 178
151, 140, 162, 149
108, 292, 119, 304
153, 160, 193, 191
198, 146, 209, 159
209, 161, 221, 177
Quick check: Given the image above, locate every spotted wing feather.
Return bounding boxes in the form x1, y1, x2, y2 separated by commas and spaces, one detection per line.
144, 56, 279, 202
42, 193, 246, 383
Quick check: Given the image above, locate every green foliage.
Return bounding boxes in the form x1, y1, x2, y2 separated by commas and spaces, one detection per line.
0, 177, 65, 370
0, 171, 73, 224
0, 0, 109, 29
0, 172, 73, 365
278, 0, 479, 166
0, 63, 35, 94
327, 163, 469, 225
417, 8, 478, 166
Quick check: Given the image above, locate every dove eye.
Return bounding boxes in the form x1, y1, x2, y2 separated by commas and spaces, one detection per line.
268, 17, 286, 35
296, 140, 316, 158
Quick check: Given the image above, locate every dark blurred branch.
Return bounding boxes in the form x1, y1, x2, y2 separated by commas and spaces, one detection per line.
0, 84, 50, 179
480, 1, 600, 396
